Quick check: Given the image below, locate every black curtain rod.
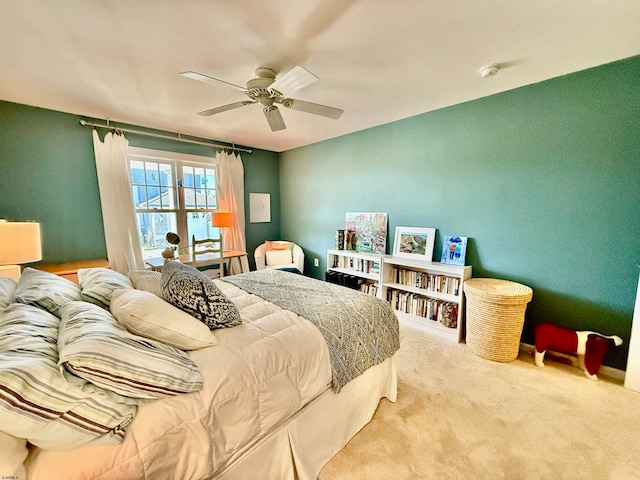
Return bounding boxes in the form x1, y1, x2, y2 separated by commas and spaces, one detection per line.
79, 120, 252, 154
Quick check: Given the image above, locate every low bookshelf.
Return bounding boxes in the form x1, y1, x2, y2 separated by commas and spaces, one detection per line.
381, 256, 472, 342
326, 249, 383, 298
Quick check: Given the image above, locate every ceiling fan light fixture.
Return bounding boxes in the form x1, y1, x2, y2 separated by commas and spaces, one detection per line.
263, 106, 286, 132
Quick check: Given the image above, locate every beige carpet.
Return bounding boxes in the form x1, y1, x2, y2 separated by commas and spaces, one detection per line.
318, 323, 640, 480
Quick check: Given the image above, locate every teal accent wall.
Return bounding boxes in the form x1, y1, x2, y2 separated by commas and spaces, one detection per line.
280, 56, 640, 370
0, 101, 280, 268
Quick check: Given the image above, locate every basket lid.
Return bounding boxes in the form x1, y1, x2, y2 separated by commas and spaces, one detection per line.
464, 278, 533, 302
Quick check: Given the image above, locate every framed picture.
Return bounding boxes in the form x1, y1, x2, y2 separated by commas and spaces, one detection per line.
392, 227, 436, 261
344, 212, 388, 254
441, 236, 468, 266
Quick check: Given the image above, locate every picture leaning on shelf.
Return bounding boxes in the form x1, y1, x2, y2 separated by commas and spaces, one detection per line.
440, 236, 468, 266
392, 226, 436, 261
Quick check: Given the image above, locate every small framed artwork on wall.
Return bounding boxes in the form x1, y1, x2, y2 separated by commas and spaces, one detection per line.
392, 227, 436, 261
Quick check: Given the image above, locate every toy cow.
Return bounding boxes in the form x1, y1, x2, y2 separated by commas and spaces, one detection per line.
534, 322, 622, 380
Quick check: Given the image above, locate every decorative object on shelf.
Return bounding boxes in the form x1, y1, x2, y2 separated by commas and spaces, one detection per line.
534, 322, 623, 381
345, 229, 356, 250
392, 226, 436, 261
336, 229, 345, 250
344, 212, 387, 254
162, 232, 181, 259
0, 219, 42, 280
441, 236, 468, 266
464, 278, 533, 362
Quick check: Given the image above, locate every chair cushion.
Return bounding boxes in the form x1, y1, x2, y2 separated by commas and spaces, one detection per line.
265, 241, 294, 266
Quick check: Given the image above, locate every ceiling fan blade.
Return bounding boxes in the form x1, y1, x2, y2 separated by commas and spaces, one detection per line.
263, 106, 286, 131
197, 101, 255, 116
282, 98, 343, 119
179, 71, 246, 92
269, 66, 318, 96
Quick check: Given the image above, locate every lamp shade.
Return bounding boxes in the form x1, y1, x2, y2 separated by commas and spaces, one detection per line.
0, 220, 42, 264
211, 212, 233, 228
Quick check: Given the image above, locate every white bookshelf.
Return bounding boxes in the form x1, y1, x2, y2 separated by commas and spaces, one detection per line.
326, 249, 383, 297
381, 256, 472, 343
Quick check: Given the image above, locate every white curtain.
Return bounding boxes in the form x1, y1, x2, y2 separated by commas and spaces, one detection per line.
92, 130, 145, 274
216, 150, 249, 274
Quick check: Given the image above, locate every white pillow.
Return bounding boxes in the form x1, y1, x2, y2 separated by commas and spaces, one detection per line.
266, 249, 293, 266
128, 270, 162, 297
110, 289, 218, 350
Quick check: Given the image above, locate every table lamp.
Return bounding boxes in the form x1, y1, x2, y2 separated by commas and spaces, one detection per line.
0, 220, 42, 280
211, 212, 233, 251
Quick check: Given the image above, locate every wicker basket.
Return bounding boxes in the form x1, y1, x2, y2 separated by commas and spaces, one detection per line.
464, 278, 533, 362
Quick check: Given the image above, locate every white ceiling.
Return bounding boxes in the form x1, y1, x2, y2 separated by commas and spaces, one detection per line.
1, 0, 639, 153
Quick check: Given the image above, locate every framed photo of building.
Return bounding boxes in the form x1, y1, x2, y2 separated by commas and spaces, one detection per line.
392, 226, 436, 261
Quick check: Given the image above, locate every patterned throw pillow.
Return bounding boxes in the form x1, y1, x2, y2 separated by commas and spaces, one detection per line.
11, 267, 82, 317
78, 267, 134, 309
161, 261, 241, 330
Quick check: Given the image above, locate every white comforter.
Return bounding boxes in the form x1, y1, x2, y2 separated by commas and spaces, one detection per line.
26, 281, 332, 479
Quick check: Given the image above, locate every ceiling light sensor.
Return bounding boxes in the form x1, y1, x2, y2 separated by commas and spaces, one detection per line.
479, 64, 500, 78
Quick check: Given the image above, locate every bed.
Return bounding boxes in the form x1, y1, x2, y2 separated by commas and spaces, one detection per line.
0, 262, 400, 479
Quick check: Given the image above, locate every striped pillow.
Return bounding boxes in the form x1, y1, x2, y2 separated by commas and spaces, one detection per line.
0, 303, 136, 450
58, 301, 203, 402
0, 276, 17, 313
11, 267, 81, 317
78, 267, 133, 309
127, 269, 162, 297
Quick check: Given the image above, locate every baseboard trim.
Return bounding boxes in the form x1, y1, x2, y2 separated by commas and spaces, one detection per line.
519, 342, 625, 382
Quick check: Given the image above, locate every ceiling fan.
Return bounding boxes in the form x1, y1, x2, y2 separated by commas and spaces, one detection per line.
180, 66, 343, 132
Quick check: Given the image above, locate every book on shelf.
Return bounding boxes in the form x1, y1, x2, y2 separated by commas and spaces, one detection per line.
386, 289, 459, 329
390, 267, 461, 296
360, 282, 379, 296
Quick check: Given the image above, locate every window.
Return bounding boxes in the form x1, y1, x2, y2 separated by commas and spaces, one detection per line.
128, 147, 220, 258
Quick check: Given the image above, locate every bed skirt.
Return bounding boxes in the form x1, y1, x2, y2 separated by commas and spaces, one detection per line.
211, 355, 396, 480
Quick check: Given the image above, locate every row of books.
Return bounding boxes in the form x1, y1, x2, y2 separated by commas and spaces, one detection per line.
333, 256, 380, 275
389, 268, 461, 296
387, 289, 459, 328
359, 282, 379, 296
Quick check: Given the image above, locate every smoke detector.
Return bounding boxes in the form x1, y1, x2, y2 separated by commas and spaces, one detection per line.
479, 64, 500, 78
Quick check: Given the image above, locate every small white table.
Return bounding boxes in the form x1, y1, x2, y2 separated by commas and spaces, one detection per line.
145, 249, 249, 274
